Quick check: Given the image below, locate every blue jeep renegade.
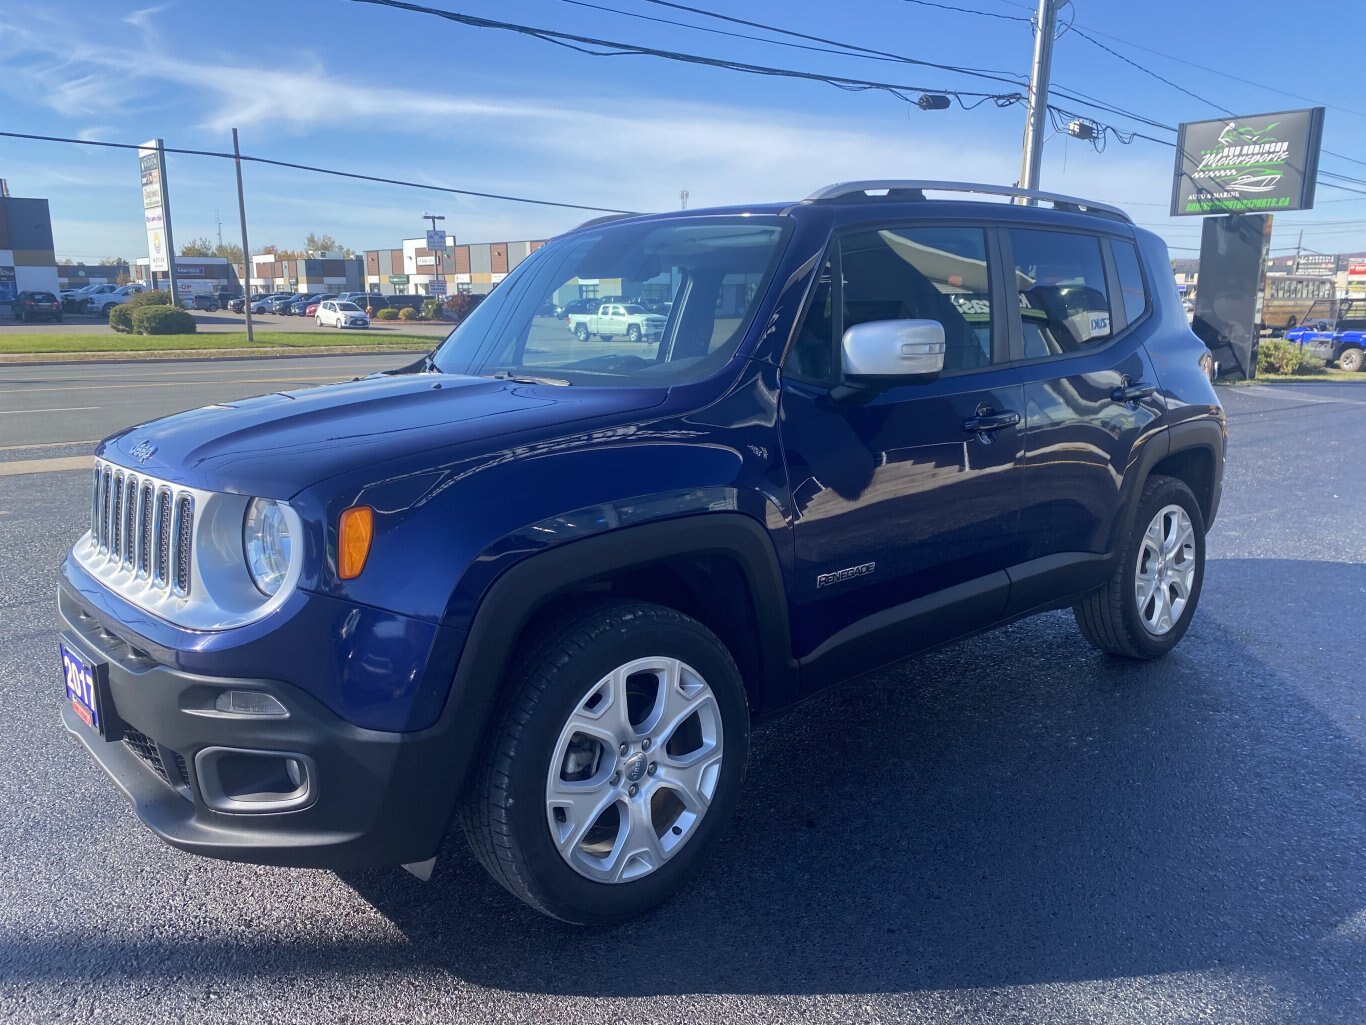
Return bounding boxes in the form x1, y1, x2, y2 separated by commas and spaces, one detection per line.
59, 181, 1225, 923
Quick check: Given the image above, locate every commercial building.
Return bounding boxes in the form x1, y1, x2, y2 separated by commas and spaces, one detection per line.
0, 194, 60, 304
134, 256, 242, 298
364, 237, 546, 296
249, 253, 364, 296
58, 262, 132, 289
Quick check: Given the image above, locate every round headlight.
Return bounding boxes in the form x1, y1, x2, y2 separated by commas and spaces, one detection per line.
243, 498, 294, 596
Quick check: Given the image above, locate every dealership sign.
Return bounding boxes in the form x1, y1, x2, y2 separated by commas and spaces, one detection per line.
1170, 108, 1325, 217
137, 139, 176, 273
1294, 253, 1337, 277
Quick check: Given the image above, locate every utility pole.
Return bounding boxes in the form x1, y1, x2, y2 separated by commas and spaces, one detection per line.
216, 208, 223, 250
422, 212, 446, 297
1017, 0, 1058, 199
232, 129, 254, 344
679, 189, 689, 210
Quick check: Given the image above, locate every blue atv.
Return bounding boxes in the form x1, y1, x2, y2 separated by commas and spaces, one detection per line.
1285, 298, 1366, 372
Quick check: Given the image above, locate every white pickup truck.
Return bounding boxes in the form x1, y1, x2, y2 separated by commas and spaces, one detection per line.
566, 302, 666, 343
85, 283, 151, 316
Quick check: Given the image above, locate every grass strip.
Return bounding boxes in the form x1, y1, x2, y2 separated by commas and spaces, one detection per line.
0, 331, 438, 355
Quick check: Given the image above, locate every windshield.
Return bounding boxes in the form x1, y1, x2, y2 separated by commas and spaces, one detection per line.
336, 302, 362, 312
430, 215, 791, 386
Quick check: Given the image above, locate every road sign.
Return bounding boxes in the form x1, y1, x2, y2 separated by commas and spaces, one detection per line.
429, 279, 447, 296
426, 229, 447, 252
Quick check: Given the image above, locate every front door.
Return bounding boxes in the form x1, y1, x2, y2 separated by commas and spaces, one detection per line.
779, 223, 1026, 683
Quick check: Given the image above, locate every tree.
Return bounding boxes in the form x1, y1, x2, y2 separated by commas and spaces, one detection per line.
214, 242, 244, 265
178, 237, 215, 257
304, 232, 354, 258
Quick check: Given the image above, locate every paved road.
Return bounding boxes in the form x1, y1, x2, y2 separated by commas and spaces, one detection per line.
0, 378, 1362, 1024
0, 353, 409, 453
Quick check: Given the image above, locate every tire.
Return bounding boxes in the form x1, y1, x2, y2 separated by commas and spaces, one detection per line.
1074, 474, 1206, 660
54, 314, 63, 324
101, 304, 116, 317
574, 324, 590, 342
1337, 347, 1364, 373
315, 317, 322, 327
626, 324, 642, 343
461, 599, 750, 924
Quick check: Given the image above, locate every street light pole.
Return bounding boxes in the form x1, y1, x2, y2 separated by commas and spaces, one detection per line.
1017, 0, 1058, 199
232, 128, 254, 344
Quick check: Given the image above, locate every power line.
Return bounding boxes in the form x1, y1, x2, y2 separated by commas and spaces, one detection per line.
344, 0, 1024, 99
1069, 27, 1234, 117
899, 0, 1028, 20
0, 130, 636, 214
631, 0, 1024, 83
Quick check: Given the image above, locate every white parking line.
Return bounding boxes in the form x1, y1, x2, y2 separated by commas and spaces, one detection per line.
0, 456, 90, 476
0, 406, 98, 414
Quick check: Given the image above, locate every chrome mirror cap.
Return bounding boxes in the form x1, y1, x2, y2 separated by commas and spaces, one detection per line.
841, 319, 946, 377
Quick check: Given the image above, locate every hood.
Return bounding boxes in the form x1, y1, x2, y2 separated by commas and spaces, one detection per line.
98, 373, 668, 499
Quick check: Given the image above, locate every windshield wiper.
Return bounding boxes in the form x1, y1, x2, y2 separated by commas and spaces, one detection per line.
489, 371, 572, 387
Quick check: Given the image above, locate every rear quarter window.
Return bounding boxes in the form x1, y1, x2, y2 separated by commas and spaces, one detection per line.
1110, 240, 1149, 327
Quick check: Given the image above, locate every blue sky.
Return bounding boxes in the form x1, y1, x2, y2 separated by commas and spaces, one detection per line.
2, 0, 1364, 264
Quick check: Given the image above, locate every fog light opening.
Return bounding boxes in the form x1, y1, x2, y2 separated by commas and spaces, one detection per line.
194, 748, 316, 813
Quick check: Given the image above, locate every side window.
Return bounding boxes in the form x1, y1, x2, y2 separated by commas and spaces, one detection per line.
1007, 228, 1112, 359
1111, 239, 1148, 327
841, 226, 995, 373
788, 259, 835, 383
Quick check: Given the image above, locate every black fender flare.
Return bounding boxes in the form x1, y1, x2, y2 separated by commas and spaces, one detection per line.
442, 512, 797, 739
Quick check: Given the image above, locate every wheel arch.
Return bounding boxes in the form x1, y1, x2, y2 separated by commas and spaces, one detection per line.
445, 514, 797, 734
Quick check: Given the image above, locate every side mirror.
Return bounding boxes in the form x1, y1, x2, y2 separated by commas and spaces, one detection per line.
841, 319, 946, 378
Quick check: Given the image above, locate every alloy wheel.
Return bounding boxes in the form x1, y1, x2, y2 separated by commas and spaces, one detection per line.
1134, 503, 1196, 635
545, 656, 724, 884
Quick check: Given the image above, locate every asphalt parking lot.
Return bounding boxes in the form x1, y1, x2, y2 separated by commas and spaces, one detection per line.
0, 362, 1362, 1024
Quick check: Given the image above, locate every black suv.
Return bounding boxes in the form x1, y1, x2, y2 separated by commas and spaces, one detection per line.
13, 290, 64, 322
59, 181, 1224, 925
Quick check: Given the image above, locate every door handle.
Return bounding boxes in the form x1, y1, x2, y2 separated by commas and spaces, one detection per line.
962, 410, 1021, 434
1111, 381, 1157, 404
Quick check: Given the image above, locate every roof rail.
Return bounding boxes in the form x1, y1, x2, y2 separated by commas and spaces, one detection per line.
571, 212, 637, 231
803, 180, 1132, 223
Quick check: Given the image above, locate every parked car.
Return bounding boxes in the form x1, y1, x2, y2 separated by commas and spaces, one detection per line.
268, 294, 303, 315
248, 293, 291, 314
181, 294, 221, 312
338, 293, 389, 313
536, 301, 565, 318
559, 297, 602, 319
58, 180, 1223, 927
12, 290, 64, 322
61, 284, 120, 313
315, 299, 370, 328
89, 283, 150, 317
566, 302, 666, 343
228, 294, 271, 314
213, 289, 243, 309
288, 294, 333, 317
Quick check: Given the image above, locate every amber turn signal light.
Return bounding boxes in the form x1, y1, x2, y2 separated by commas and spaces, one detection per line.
338, 505, 374, 580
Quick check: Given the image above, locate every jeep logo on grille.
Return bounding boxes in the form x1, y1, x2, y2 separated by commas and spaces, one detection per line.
129, 440, 157, 464
816, 562, 876, 588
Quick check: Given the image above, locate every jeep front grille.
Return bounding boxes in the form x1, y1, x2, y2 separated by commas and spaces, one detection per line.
89, 460, 194, 598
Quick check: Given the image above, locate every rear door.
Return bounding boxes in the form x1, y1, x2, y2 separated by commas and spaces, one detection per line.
1000, 226, 1165, 614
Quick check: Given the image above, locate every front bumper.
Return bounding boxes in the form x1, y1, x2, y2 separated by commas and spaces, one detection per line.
58, 590, 473, 869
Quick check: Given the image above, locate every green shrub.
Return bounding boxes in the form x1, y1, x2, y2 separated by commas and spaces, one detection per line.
126, 290, 173, 309
1256, 338, 1324, 376
131, 306, 197, 335
398, 306, 418, 320
374, 307, 399, 320
421, 299, 440, 320
108, 305, 135, 333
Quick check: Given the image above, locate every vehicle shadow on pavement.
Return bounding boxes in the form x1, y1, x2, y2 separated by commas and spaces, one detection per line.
335, 557, 1365, 1000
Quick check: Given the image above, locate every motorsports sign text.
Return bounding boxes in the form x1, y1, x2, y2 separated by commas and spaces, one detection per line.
1170, 108, 1325, 217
